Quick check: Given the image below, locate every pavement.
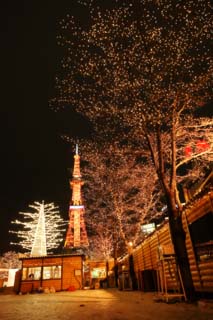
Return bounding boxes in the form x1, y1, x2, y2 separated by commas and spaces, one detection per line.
0, 288, 212, 320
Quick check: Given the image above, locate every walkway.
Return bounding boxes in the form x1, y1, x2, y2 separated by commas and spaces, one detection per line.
0, 289, 212, 320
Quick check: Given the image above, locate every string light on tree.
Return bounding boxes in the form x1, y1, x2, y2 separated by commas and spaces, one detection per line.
10, 201, 66, 256
51, 0, 212, 300
63, 138, 162, 257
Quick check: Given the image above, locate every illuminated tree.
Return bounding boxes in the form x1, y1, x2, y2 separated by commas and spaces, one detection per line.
66, 141, 162, 257
89, 232, 113, 260
0, 251, 21, 269
10, 201, 66, 256
53, 0, 212, 299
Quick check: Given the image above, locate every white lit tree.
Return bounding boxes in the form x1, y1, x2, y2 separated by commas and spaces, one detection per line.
10, 201, 66, 256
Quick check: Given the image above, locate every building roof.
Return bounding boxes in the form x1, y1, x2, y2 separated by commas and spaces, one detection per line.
19, 253, 85, 260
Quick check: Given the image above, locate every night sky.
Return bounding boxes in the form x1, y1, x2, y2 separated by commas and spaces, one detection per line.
0, 1, 211, 255
0, 1, 91, 254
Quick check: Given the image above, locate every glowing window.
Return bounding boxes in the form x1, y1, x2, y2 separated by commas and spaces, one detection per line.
43, 266, 61, 279
141, 223, 155, 235
22, 267, 41, 280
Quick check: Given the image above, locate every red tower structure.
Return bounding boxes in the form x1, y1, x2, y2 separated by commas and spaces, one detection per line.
64, 145, 89, 250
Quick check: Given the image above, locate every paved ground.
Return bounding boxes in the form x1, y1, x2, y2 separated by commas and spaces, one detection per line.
0, 289, 212, 320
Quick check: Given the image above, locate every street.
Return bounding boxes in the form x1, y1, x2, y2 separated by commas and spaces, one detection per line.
0, 289, 212, 320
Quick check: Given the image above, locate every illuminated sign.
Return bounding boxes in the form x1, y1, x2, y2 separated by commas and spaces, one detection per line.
141, 223, 155, 234
69, 205, 84, 209
91, 268, 106, 279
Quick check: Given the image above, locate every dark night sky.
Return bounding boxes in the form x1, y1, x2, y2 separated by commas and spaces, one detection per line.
0, 1, 91, 254
0, 1, 211, 255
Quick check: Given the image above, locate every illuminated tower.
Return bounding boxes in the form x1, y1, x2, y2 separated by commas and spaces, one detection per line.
64, 145, 89, 250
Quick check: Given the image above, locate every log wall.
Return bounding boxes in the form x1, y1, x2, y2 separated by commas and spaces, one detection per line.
117, 190, 213, 293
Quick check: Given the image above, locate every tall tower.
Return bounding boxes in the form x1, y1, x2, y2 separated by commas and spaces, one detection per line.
64, 145, 89, 250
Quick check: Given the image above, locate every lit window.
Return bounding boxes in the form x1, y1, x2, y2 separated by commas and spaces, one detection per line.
43, 266, 61, 279
22, 267, 41, 280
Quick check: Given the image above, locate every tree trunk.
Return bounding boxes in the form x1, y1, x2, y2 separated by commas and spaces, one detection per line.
113, 241, 118, 287
106, 260, 109, 287
129, 254, 138, 290
114, 262, 118, 288
169, 215, 196, 301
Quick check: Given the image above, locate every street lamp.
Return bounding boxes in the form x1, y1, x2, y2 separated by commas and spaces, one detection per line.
128, 241, 133, 254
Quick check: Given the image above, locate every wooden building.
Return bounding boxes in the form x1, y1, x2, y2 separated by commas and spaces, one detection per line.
17, 254, 84, 294
117, 183, 213, 295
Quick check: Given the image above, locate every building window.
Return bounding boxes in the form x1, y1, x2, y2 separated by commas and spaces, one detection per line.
22, 267, 41, 280
43, 266, 62, 279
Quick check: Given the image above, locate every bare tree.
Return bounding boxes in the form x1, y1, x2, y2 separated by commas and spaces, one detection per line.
67, 141, 162, 258
0, 251, 21, 269
89, 232, 113, 260
53, 0, 212, 300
